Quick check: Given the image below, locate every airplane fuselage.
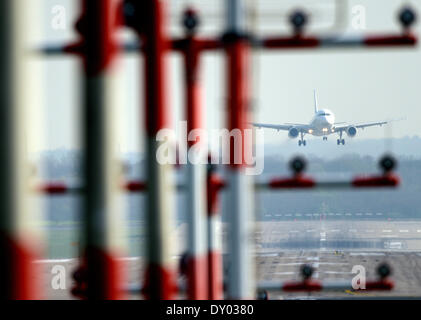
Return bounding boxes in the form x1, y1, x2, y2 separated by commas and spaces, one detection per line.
308, 109, 335, 136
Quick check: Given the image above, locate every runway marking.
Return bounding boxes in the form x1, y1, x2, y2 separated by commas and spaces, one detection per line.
345, 290, 373, 296
330, 229, 340, 232
356, 213, 362, 216
348, 229, 357, 232
285, 214, 292, 217
376, 213, 383, 216
382, 235, 398, 238
417, 230, 421, 233
289, 230, 299, 233
324, 271, 351, 274
273, 272, 295, 275
306, 229, 316, 232
350, 252, 385, 256
258, 253, 280, 257
399, 230, 409, 233
365, 213, 372, 216
365, 230, 374, 233
306, 257, 320, 261
345, 213, 352, 216
382, 230, 392, 232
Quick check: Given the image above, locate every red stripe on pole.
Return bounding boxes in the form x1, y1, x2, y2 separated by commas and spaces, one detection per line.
282, 280, 322, 292
207, 170, 224, 300
78, 0, 120, 76
269, 176, 315, 189
72, 247, 125, 300
227, 40, 251, 168
207, 250, 223, 300
352, 175, 399, 187
262, 36, 320, 49
142, 264, 178, 300
39, 182, 68, 194
0, 234, 41, 299
186, 255, 208, 299
207, 175, 225, 216
143, 1, 170, 135
124, 181, 147, 192
364, 34, 417, 46
363, 280, 394, 291
184, 38, 203, 139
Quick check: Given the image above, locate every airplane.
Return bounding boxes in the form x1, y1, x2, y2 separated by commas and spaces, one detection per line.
252, 90, 401, 146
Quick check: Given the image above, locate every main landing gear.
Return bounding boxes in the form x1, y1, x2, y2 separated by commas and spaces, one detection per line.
337, 131, 345, 145
298, 132, 306, 146
323, 136, 328, 141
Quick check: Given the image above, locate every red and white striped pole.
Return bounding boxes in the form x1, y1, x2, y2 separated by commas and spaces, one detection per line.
207, 164, 225, 300
71, 0, 126, 299
225, 0, 256, 299
181, 11, 209, 300
134, 0, 177, 300
0, 0, 42, 299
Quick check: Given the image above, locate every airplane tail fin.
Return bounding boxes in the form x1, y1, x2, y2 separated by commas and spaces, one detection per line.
313, 89, 318, 114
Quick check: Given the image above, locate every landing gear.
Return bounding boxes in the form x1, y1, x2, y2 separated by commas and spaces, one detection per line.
298, 132, 306, 146
337, 139, 345, 145
337, 131, 345, 146
323, 136, 328, 141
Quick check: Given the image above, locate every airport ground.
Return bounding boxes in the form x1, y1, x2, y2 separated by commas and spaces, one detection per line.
38, 219, 421, 299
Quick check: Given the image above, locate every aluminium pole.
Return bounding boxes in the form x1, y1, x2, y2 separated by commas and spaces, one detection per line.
183, 30, 208, 300
224, 0, 256, 299
77, 0, 126, 299
140, 0, 177, 300
0, 0, 42, 299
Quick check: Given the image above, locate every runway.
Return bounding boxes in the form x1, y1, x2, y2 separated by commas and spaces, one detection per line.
250, 219, 421, 299
38, 219, 421, 299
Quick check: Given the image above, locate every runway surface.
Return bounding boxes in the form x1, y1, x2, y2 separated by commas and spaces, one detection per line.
37, 219, 421, 299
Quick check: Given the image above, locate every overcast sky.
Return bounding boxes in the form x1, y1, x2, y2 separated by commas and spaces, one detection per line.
33, 0, 421, 155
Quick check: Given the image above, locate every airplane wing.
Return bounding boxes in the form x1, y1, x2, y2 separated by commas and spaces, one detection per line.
251, 122, 309, 131
355, 121, 388, 129
334, 118, 404, 132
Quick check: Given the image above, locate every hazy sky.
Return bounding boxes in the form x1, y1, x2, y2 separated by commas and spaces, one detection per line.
35, 0, 421, 154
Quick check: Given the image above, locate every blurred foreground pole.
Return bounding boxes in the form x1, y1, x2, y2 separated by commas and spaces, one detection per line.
183, 20, 208, 300
207, 164, 224, 299
225, 0, 256, 299
0, 0, 41, 299
76, 0, 126, 299
140, 0, 177, 299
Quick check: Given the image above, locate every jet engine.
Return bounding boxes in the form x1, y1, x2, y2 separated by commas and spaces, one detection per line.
346, 126, 357, 137
288, 127, 299, 139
